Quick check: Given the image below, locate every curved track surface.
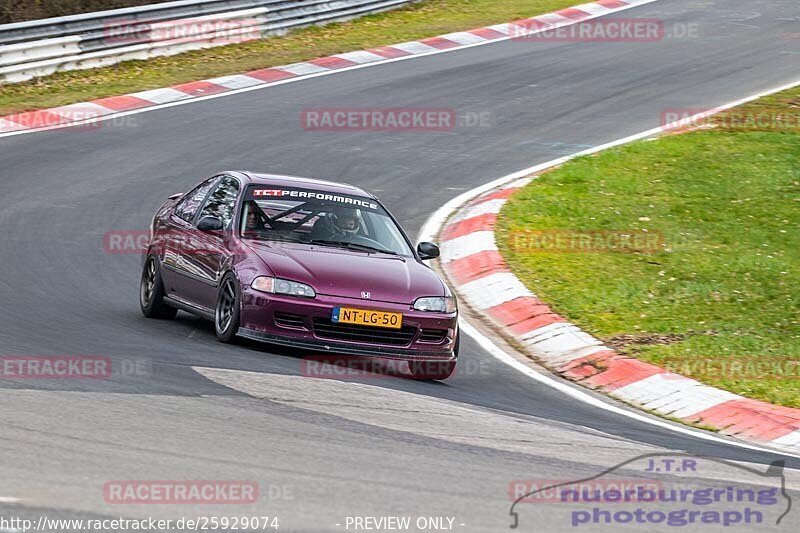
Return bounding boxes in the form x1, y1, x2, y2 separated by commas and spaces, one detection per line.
1, 0, 799, 530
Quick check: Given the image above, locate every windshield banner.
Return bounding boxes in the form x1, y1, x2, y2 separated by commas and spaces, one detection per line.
247, 187, 380, 211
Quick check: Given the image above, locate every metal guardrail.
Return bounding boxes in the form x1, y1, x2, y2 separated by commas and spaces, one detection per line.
0, 0, 416, 84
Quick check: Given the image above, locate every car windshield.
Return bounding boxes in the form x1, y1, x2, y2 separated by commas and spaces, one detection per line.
240, 186, 413, 256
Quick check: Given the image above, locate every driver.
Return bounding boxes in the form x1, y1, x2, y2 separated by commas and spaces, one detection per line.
243, 201, 268, 233
311, 206, 362, 241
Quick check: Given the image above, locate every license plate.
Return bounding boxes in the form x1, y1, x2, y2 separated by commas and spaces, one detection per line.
332, 307, 403, 329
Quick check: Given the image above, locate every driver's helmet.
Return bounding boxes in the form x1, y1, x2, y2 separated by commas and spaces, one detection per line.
328, 207, 361, 236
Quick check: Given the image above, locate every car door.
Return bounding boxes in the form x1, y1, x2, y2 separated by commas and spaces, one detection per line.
178, 175, 242, 310
159, 176, 218, 296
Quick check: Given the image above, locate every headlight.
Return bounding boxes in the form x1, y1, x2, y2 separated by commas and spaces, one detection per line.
251, 276, 316, 298
413, 296, 457, 313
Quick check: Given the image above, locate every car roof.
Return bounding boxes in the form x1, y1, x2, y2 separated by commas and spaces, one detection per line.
234, 171, 375, 199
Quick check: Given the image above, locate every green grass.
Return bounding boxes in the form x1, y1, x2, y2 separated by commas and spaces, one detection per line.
497, 87, 800, 407
0, 0, 577, 115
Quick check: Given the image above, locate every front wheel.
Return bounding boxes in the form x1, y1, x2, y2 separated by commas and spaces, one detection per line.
215, 273, 241, 343
140, 256, 177, 319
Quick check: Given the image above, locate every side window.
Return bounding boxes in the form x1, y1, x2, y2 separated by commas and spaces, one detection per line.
175, 177, 217, 223
198, 176, 241, 228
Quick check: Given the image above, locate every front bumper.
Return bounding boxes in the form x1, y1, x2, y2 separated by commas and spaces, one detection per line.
239, 289, 457, 361
237, 328, 456, 361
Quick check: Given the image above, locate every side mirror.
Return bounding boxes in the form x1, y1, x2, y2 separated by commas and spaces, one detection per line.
197, 216, 223, 232
417, 242, 440, 260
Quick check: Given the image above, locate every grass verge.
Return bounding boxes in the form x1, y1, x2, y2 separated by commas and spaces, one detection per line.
497, 86, 800, 407
0, 0, 578, 115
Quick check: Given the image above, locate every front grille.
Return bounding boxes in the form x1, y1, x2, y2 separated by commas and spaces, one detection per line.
274, 312, 307, 330
419, 329, 448, 343
312, 318, 416, 346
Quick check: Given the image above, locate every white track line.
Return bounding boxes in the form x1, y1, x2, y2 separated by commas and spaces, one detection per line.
419, 78, 800, 459
0, 0, 660, 139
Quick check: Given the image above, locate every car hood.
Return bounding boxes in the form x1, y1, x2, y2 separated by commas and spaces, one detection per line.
243, 240, 444, 304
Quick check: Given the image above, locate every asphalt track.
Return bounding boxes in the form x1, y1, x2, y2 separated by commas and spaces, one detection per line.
1, 0, 799, 530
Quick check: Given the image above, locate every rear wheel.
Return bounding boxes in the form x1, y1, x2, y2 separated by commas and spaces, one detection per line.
215, 273, 241, 343
140, 256, 177, 319
409, 333, 459, 380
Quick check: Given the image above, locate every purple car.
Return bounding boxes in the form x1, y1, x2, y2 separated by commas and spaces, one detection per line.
140, 172, 459, 379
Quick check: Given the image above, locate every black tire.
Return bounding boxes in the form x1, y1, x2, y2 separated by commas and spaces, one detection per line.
215, 273, 241, 343
409, 333, 459, 380
140, 256, 178, 319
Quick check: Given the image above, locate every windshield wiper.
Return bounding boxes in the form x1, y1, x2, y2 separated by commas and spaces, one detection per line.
244, 233, 305, 244
309, 239, 400, 255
